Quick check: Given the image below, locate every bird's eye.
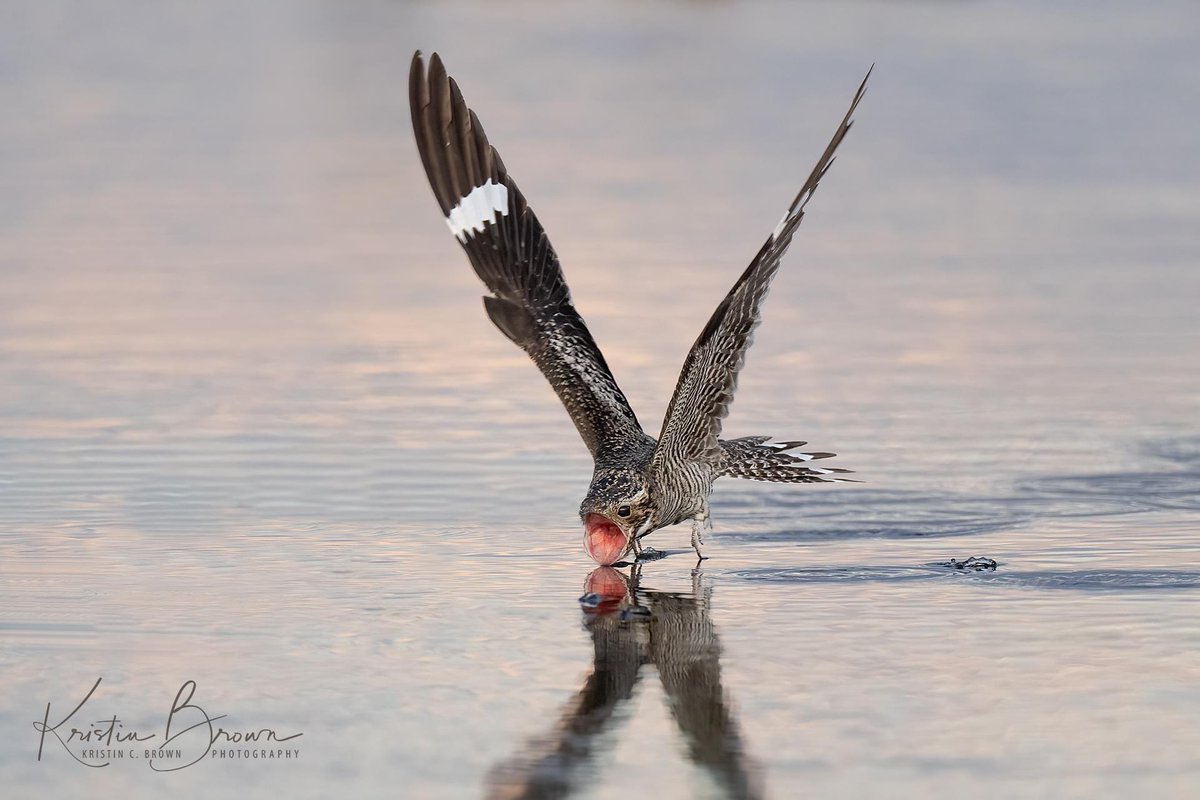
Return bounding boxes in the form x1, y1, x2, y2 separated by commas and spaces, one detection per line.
617, 505, 631, 518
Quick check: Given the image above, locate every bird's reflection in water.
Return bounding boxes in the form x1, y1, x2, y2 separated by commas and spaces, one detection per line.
485, 566, 763, 799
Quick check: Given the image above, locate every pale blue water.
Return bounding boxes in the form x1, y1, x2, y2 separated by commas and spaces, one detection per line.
2, 2, 1199, 798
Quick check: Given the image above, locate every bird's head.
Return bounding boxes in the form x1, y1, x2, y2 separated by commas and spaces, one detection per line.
579, 469, 654, 565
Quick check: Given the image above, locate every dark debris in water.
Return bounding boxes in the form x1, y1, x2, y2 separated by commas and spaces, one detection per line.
935, 556, 998, 571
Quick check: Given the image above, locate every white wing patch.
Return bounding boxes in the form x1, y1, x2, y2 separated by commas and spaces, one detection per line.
446, 180, 509, 241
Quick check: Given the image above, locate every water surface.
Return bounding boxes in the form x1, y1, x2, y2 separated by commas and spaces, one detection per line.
2, 2, 1199, 798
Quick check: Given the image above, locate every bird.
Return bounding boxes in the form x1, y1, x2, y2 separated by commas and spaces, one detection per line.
409, 51, 866, 566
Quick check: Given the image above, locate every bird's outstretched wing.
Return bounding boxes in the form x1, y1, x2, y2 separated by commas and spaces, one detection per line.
409, 52, 645, 457
651, 68, 870, 476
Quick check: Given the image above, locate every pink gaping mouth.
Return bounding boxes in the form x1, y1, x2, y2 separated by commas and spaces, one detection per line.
583, 513, 629, 566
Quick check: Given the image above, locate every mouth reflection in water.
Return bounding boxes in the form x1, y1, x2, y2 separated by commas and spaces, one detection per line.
485, 566, 763, 799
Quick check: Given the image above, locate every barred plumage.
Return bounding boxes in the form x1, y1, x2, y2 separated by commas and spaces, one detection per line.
718, 436, 856, 484
409, 51, 869, 564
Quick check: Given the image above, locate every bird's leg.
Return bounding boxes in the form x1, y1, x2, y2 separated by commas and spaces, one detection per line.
690, 516, 710, 561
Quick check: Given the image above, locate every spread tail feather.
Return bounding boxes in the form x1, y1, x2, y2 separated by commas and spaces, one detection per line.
717, 436, 856, 484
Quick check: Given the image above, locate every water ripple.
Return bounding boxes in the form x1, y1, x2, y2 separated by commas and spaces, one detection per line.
720, 436, 1200, 543
728, 565, 1200, 592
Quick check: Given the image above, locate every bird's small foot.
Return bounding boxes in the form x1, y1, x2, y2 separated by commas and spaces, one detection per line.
636, 547, 668, 562
690, 519, 709, 561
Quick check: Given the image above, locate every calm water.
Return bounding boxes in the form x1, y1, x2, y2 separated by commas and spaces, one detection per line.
3, 2, 1199, 798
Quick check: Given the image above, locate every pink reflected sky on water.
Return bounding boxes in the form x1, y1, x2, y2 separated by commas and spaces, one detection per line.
2, 2, 1200, 798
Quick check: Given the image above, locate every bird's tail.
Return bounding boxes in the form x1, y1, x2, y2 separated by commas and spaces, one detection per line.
716, 436, 856, 483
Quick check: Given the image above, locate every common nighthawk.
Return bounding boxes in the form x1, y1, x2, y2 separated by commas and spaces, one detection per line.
410, 52, 866, 565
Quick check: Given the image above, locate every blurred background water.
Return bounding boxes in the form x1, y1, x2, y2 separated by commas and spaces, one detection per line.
1, 1, 1199, 798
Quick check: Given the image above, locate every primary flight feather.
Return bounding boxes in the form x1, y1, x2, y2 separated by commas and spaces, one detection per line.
409, 51, 867, 565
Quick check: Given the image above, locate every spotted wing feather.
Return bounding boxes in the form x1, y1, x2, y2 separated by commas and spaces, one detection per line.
410, 52, 645, 457
651, 69, 870, 476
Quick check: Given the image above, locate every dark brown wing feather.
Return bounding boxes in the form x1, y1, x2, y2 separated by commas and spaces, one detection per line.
409, 52, 645, 458
652, 68, 871, 474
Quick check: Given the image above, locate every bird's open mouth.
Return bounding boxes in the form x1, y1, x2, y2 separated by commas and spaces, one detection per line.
583, 513, 629, 566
